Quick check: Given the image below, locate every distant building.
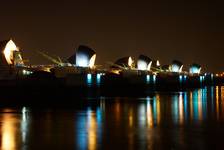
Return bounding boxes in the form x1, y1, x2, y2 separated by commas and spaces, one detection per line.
68, 45, 96, 69
189, 64, 201, 74
0, 39, 24, 66
114, 56, 134, 69
137, 55, 152, 71
171, 60, 183, 72
161, 65, 170, 72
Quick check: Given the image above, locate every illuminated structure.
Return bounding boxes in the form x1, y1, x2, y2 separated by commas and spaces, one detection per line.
115, 56, 134, 69
171, 60, 183, 73
137, 55, 152, 71
68, 45, 96, 69
189, 64, 201, 74
156, 60, 160, 67
161, 65, 170, 72
0, 40, 24, 66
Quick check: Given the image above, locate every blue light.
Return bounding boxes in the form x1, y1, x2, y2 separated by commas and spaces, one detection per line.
146, 75, 150, 84
153, 98, 157, 120
153, 75, 156, 84
172, 64, 180, 72
179, 75, 183, 83
183, 92, 188, 119
200, 76, 203, 83
97, 73, 101, 85
184, 75, 187, 83
87, 74, 92, 86
190, 66, 201, 74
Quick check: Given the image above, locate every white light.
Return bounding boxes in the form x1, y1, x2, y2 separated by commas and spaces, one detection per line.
171, 65, 180, 72
76, 54, 89, 67
146, 75, 150, 84
156, 60, 160, 67
137, 60, 147, 70
137, 60, 152, 71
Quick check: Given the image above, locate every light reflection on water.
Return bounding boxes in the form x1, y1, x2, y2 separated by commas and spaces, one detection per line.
0, 86, 224, 149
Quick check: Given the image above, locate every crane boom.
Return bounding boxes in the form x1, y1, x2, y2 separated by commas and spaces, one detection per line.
37, 51, 61, 65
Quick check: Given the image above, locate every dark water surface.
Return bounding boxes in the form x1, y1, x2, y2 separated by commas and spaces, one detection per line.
1, 86, 224, 150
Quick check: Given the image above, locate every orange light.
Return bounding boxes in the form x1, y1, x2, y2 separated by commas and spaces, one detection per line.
3, 40, 18, 64
128, 57, 133, 68
89, 54, 96, 69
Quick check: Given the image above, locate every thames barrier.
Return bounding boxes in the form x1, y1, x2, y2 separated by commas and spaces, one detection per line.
0, 39, 223, 100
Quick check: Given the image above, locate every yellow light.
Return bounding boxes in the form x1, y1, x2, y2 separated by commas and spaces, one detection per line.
111, 69, 120, 75
179, 65, 183, 72
89, 54, 96, 69
147, 61, 152, 71
3, 40, 18, 65
128, 57, 133, 67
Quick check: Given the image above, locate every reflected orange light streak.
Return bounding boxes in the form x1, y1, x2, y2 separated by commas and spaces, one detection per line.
115, 100, 121, 122
156, 95, 161, 125
216, 86, 220, 120
147, 102, 153, 127
179, 94, 184, 125
198, 90, 203, 121
221, 87, 224, 116
2, 113, 16, 150
129, 109, 133, 127
88, 111, 97, 150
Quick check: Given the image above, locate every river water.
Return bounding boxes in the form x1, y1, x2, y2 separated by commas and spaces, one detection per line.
0, 86, 224, 150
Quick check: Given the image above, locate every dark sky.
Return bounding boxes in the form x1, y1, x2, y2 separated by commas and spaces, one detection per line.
0, 0, 224, 72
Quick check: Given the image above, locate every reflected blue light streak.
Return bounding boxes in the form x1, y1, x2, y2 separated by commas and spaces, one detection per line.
87, 74, 92, 86
153, 97, 157, 123
172, 95, 179, 124
211, 74, 214, 82
96, 74, 101, 86
179, 75, 183, 84
146, 75, 150, 84
184, 75, 187, 83
153, 75, 156, 84
76, 114, 87, 150
200, 76, 203, 84
183, 92, 188, 119
193, 90, 199, 120
211, 86, 215, 112
202, 88, 207, 119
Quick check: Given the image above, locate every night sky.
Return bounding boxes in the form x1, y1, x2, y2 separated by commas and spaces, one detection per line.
0, 0, 224, 72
